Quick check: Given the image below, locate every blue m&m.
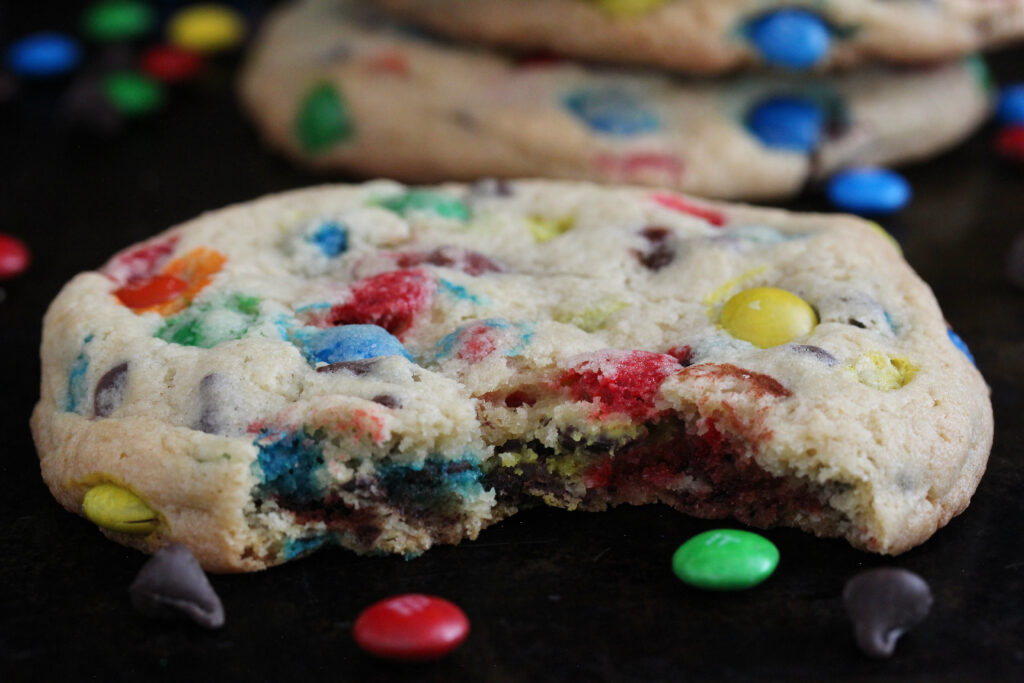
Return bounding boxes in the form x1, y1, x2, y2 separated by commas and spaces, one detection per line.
947, 329, 975, 365
747, 10, 831, 70
6, 33, 81, 78
996, 83, 1024, 125
827, 168, 911, 215
563, 86, 660, 136
747, 96, 824, 152
303, 325, 411, 365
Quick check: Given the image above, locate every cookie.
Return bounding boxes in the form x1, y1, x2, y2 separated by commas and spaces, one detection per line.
371, 0, 1024, 73
31, 179, 992, 572
239, 0, 992, 201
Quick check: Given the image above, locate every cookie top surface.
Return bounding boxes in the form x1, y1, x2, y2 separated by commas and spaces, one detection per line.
371, 0, 1024, 73
32, 180, 992, 571
239, 0, 992, 201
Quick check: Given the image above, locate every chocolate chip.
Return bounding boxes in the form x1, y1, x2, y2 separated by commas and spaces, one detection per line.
843, 568, 932, 658
194, 374, 224, 435
789, 344, 838, 366
451, 109, 479, 131
94, 362, 129, 418
1006, 231, 1024, 290
371, 394, 402, 409
635, 226, 676, 271
129, 544, 225, 629
470, 178, 513, 197
317, 358, 378, 375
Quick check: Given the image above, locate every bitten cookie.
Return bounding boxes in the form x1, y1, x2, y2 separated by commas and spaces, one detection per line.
372, 0, 1024, 73
33, 180, 992, 572
239, 0, 992, 201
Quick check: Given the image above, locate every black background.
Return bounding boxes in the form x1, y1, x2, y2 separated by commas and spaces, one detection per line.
2, 3, 1023, 681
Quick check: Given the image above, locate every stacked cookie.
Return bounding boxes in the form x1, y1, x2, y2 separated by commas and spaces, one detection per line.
239, 0, 1024, 200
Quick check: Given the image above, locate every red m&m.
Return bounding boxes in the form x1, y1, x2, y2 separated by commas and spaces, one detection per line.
0, 233, 30, 280
114, 273, 186, 309
353, 594, 469, 661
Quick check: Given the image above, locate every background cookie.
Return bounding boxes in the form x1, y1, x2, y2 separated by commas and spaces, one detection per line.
239, 0, 992, 201
372, 0, 1024, 73
32, 180, 991, 572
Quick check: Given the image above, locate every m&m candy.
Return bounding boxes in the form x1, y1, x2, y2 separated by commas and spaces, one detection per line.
115, 274, 187, 309
6, 33, 81, 78
747, 96, 824, 152
747, 9, 831, 69
0, 233, 30, 280
720, 287, 817, 348
82, 1, 156, 42
353, 594, 470, 661
827, 167, 911, 215
103, 71, 164, 115
996, 126, 1024, 163
140, 45, 203, 83
168, 5, 247, 53
996, 83, 1024, 125
672, 529, 780, 590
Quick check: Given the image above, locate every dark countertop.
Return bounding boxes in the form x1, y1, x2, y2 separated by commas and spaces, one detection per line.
2, 5, 1023, 681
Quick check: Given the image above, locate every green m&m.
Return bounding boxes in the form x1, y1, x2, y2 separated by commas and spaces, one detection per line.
672, 529, 779, 590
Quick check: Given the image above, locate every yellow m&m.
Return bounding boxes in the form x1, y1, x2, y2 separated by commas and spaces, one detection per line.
592, 0, 669, 15
168, 5, 246, 53
82, 483, 158, 534
720, 287, 817, 348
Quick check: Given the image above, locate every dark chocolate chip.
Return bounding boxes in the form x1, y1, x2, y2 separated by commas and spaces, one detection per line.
371, 394, 402, 409
129, 544, 225, 629
194, 374, 224, 435
1006, 231, 1024, 290
635, 226, 676, 271
635, 245, 675, 271
94, 362, 129, 418
451, 109, 479, 131
470, 178, 513, 197
317, 358, 378, 375
843, 568, 932, 658
789, 345, 839, 366
640, 226, 671, 243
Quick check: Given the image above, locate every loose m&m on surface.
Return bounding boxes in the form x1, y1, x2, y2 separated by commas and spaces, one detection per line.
353, 594, 470, 661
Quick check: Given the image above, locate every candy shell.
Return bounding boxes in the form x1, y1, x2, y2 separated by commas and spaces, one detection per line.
827, 167, 911, 215
82, 483, 158, 534
0, 233, 31, 280
103, 71, 164, 115
168, 4, 246, 53
308, 222, 348, 257
997, 84, 1024, 125
563, 86, 660, 136
747, 96, 824, 152
747, 9, 831, 69
294, 82, 355, 152
672, 529, 779, 590
303, 324, 412, 365
378, 190, 469, 221
947, 328, 975, 365
140, 45, 203, 83
353, 594, 469, 661
83, 1, 155, 42
996, 125, 1024, 163
6, 33, 81, 78
720, 287, 817, 348
592, 0, 668, 15
115, 274, 187, 309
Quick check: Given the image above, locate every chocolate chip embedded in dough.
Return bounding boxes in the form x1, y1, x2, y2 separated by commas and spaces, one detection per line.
94, 362, 129, 417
